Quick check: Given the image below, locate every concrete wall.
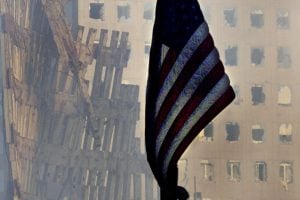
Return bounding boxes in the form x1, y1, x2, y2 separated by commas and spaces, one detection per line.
180, 0, 300, 199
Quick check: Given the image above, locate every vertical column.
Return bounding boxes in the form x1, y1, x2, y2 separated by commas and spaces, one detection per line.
97, 171, 107, 200
111, 67, 123, 99
122, 122, 133, 153
101, 119, 115, 152
145, 174, 153, 200
0, 26, 8, 196
93, 118, 105, 150
63, 117, 75, 148
122, 172, 130, 200
112, 120, 122, 152
52, 114, 67, 146
89, 169, 98, 200
133, 174, 142, 200
83, 185, 90, 200
114, 173, 123, 200
104, 171, 116, 200
92, 30, 108, 98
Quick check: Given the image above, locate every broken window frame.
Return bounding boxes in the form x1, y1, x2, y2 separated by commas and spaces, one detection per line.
250, 9, 264, 28
227, 161, 241, 181
277, 10, 290, 30
251, 47, 264, 67
178, 159, 188, 185
279, 162, 293, 186
224, 8, 237, 27
232, 84, 242, 105
226, 122, 240, 142
252, 124, 264, 144
279, 123, 292, 144
89, 2, 104, 20
200, 160, 214, 181
255, 161, 267, 182
199, 123, 214, 142
225, 46, 238, 66
117, 2, 130, 22
251, 84, 265, 105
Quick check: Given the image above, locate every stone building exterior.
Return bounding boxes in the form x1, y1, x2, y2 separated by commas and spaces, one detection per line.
178, 0, 300, 199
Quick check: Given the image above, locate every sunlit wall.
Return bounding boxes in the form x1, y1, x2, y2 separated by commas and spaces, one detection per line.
179, 0, 300, 199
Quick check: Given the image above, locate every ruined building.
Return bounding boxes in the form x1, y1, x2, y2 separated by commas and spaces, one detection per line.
2, 0, 300, 200
0, 0, 158, 199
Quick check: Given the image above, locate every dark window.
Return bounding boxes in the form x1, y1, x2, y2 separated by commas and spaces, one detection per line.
251, 47, 264, 66
117, 4, 130, 21
89, 3, 104, 20
144, 2, 154, 20
225, 46, 238, 66
226, 122, 240, 142
252, 125, 264, 143
255, 162, 267, 181
251, 85, 265, 105
279, 124, 292, 144
144, 44, 151, 55
277, 11, 289, 29
277, 47, 291, 68
204, 123, 213, 139
224, 8, 237, 27
194, 192, 202, 200
199, 123, 213, 142
251, 10, 264, 28
280, 135, 292, 143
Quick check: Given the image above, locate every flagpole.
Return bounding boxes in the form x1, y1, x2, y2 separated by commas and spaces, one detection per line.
159, 165, 189, 200
160, 165, 178, 200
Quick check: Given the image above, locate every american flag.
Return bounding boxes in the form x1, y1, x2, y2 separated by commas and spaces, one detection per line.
145, 0, 235, 198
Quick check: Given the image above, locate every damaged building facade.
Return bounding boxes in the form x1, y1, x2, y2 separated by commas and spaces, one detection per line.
2, 0, 300, 200
179, 0, 300, 199
0, 0, 158, 199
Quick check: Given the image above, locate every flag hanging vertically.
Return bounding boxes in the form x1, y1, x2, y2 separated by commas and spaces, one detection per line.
145, 0, 235, 199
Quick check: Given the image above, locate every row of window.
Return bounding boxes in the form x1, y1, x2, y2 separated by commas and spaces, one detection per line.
89, 2, 155, 21
206, 8, 290, 29
233, 85, 292, 106
199, 160, 293, 186
89, 2, 290, 30
200, 123, 293, 144
144, 44, 292, 69
225, 46, 291, 68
